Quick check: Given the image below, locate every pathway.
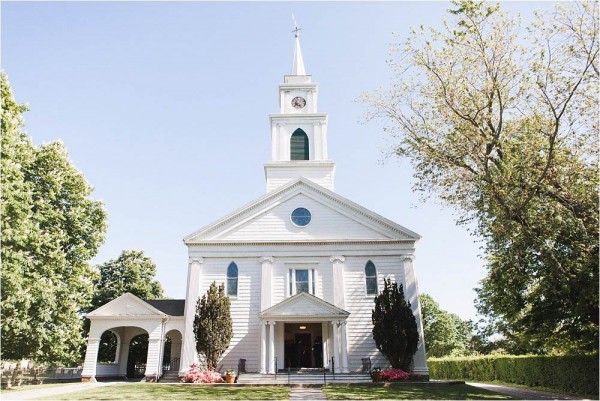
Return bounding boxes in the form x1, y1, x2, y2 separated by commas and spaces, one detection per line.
289, 386, 327, 400
1, 381, 120, 401
468, 382, 582, 400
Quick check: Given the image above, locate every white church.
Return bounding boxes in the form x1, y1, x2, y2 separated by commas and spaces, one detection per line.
81, 31, 428, 382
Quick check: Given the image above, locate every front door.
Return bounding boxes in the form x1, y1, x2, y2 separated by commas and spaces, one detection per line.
294, 333, 312, 367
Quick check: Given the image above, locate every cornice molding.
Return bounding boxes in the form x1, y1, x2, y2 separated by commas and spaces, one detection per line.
187, 240, 413, 246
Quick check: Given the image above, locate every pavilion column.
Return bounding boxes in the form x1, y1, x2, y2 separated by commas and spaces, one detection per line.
268, 321, 276, 374
117, 341, 130, 376
145, 336, 163, 382
340, 321, 349, 373
332, 320, 340, 373
81, 337, 100, 382
259, 321, 267, 374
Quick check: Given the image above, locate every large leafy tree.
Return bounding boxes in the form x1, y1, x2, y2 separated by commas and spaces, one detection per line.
193, 282, 233, 370
372, 279, 419, 370
86, 250, 164, 363
363, 1, 598, 354
89, 250, 164, 311
420, 294, 474, 357
1, 72, 108, 364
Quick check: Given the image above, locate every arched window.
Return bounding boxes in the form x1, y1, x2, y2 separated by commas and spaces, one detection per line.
365, 261, 378, 295
290, 129, 309, 160
227, 262, 238, 296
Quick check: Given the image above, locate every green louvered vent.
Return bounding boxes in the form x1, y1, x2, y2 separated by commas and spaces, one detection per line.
290, 129, 309, 160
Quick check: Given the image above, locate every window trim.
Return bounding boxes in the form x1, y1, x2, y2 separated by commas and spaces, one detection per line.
290, 129, 309, 160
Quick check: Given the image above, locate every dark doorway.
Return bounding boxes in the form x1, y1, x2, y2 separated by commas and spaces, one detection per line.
284, 323, 322, 369
295, 333, 312, 367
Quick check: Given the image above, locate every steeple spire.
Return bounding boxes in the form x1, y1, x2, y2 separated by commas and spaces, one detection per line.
291, 16, 306, 76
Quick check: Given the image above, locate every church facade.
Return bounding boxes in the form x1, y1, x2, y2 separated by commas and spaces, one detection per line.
81, 33, 428, 382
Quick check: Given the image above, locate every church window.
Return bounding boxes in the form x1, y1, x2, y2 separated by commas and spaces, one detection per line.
365, 261, 378, 295
291, 207, 311, 226
289, 268, 316, 296
290, 129, 309, 160
227, 262, 238, 296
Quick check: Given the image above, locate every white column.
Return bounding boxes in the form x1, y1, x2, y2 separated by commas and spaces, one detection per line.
402, 254, 429, 376
332, 321, 340, 373
259, 257, 274, 310
81, 337, 100, 382
268, 321, 276, 374
180, 257, 203, 374
330, 256, 346, 309
259, 321, 267, 374
145, 336, 163, 381
308, 269, 313, 295
340, 321, 349, 373
321, 322, 329, 369
117, 341, 130, 376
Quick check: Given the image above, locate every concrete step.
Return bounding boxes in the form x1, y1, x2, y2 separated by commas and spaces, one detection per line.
237, 373, 372, 385
159, 370, 181, 383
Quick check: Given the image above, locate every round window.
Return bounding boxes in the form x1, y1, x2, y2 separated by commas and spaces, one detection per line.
291, 207, 311, 227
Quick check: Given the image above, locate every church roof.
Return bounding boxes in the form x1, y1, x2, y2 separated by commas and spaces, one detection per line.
144, 299, 185, 316
183, 177, 421, 244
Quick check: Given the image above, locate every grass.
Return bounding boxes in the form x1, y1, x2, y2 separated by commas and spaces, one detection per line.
322, 384, 518, 400
3, 382, 79, 392
37, 383, 290, 400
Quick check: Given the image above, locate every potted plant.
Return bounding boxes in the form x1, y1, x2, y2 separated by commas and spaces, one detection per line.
371, 367, 383, 382
224, 369, 236, 384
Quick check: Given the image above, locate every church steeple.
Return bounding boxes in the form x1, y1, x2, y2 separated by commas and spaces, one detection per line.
263, 25, 336, 193
291, 21, 306, 76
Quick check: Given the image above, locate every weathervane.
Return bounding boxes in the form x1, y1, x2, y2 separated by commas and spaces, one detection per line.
292, 14, 301, 38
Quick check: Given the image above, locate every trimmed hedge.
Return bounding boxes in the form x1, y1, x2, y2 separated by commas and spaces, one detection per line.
428, 354, 599, 397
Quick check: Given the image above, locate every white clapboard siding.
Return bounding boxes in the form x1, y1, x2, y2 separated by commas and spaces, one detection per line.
213, 194, 389, 241
197, 258, 261, 373
343, 256, 406, 371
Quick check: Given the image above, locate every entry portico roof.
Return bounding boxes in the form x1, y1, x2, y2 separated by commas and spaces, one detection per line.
259, 292, 349, 322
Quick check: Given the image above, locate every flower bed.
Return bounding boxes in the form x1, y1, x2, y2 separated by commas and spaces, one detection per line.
372, 368, 423, 382
181, 364, 224, 383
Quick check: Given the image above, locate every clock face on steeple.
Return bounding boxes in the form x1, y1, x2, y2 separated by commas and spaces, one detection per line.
291, 96, 306, 109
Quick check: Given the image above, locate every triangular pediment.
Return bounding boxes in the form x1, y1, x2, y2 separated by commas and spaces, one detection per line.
86, 293, 166, 318
184, 178, 420, 244
259, 293, 349, 321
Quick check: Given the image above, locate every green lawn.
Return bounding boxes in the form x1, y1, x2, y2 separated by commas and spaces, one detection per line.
3, 382, 79, 392
322, 384, 518, 400
37, 383, 290, 400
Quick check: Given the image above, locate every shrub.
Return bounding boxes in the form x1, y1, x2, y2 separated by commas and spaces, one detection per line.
428, 354, 599, 396
381, 368, 410, 381
181, 364, 224, 384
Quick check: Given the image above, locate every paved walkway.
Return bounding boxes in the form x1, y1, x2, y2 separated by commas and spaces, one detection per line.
289, 386, 327, 400
1, 381, 119, 401
468, 382, 582, 400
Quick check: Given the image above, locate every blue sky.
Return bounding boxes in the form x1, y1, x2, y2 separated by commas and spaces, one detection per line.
2, 1, 555, 321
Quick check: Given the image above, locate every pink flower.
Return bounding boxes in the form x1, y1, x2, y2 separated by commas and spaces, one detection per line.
181, 365, 224, 383
380, 368, 410, 381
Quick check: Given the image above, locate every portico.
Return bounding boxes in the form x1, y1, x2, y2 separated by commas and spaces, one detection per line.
258, 292, 350, 374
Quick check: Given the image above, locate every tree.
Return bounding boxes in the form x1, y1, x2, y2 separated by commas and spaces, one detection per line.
420, 294, 474, 357
86, 250, 164, 362
89, 250, 164, 311
193, 282, 233, 370
1, 72, 108, 364
363, 1, 598, 354
372, 279, 419, 370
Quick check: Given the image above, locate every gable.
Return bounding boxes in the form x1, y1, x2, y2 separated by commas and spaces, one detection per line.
86, 293, 167, 318
184, 178, 420, 244
260, 292, 349, 319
